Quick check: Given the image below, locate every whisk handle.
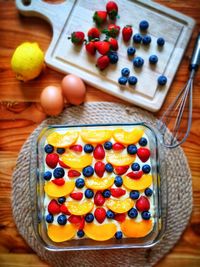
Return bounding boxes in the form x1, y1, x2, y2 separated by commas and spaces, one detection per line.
190, 32, 200, 71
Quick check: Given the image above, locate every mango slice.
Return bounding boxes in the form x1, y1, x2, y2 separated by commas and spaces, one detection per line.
47, 224, 76, 242
121, 219, 153, 238
106, 198, 134, 213
106, 152, 135, 166
47, 131, 79, 148
123, 174, 152, 190
61, 153, 92, 169
44, 181, 75, 197
113, 128, 144, 145
85, 176, 114, 190
67, 200, 94, 215
80, 129, 113, 144
84, 223, 117, 241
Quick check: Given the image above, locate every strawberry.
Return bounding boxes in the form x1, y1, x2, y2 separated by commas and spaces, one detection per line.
48, 199, 60, 214
96, 55, 110, 70
137, 148, 151, 162
46, 153, 59, 169
106, 1, 118, 20
94, 191, 105, 206
122, 25, 133, 42
68, 215, 82, 224
136, 196, 150, 212
70, 192, 83, 201
52, 178, 65, 186
68, 31, 85, 45
68, 170, 81, 178
60, 204, 71, 215
94, 161, 105, 177
95, 41, 110, 55
111, 188, 126, 198
70, 144, 83, 153
79, 217, 85, 230
107, 37, 118, 51
114, 213, 126, 222
93, 144, 105, 160
59, 159, 70, 168
93, 11, 107, 26
88, 27, 101, 41
85, 41, 96, 56
127, 170, 143, 179
94, 207, 106, 223
112, 142, 125, 151
114, 165, 129, 175
103, 24, 120, 38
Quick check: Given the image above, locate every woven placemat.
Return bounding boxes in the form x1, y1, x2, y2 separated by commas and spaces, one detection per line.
12, 102, 192, 267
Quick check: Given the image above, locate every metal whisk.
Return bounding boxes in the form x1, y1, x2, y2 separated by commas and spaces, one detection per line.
157, 32, 200, 149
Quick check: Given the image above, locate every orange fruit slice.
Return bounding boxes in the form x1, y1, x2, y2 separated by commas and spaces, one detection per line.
84, 223, 117, 241
44, 181, 75, 197
47, 131, 79, 148
80, 129, 113, 144
47, 224, 76, 242
106, 198, 134, 213
113, 128, 144, 145
67, 200, 94, 215
85, 176, 114, 190
123, 174, 152, 190
120, 219, 153, 238
106, 152, 135, 166
61, 153, 92, 169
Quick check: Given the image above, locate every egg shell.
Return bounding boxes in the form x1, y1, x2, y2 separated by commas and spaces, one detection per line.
40, 86, 64, 116
61, 74, 86, 105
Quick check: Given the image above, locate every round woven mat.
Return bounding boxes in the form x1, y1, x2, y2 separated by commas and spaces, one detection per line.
12, 102, 192, 267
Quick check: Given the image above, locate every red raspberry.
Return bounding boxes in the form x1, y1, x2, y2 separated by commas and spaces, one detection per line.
46, 153, 59, 168
48, 199, 60, 214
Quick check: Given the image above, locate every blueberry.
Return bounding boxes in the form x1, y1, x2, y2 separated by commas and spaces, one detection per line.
142, 35, 151, 45
142, 164, 151, 173
57, 214, 67, 225
128, 76, 138, 85
46, 213, 54, 223
131, 162, 140, 171
128, 208, 138, 218
104, 141, 113, 150
44, 144, 54, 153
157, 37, 165, 46
84, 144, 94, 153
149, 55, 158, 64
75, 178, 85, 188
53, 167, 65, 178
130, 190, 140, 200
133, 33, 142, 43
127, 144, 137, 155
121, 67, 130, 77
108, 51, 119, 64
114, 176, 123, 187
85, 213, 94, 223
106, 210, 115, 219
56, 148, 65, 154
127, 46, 136, 56
133, 57, 144, 68
85, 189, 94, 199
105, 163, 113, 173
118, 76, 128, 85
158, 75, 167, 85
142, 211, 151, 220
43, 171, 52, 181
139, 137, 148, 146
145, 188, 153, 197
139, 20, 149, 31
77, 230, 85, 238
115, 231, 123, 240
83, 166, 94, 177
102, 189, 111, 198
58, 196, 66, 204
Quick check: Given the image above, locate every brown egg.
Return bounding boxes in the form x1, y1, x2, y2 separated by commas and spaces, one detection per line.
61, 74, 86, 105
40, 86, 64, 116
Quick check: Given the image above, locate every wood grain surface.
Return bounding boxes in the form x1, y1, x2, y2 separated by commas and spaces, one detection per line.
0, 1, 200, 267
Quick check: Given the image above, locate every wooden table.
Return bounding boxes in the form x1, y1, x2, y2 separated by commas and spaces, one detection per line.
0, 1, 199, 266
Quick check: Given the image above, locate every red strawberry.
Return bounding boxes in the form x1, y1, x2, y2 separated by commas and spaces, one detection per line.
114, 165, 129, 175
46, 153, 59, 168
137, 148, 151, 162
122, 25, 133, 42
70, 144, 83, 153
103, 24, 120, 38
94, 191, 105, 206
94, 161, 105, 177
59, 159, 70, 168
96, 55, 110, 70
93, 11, 107, 26
111, 188, 126, 198
70, 192, 83, 201
52, 178, 65, 186
68, 215, 82, 224
48, 199, 60, 214
60, 204, 71, 215
93, 144, 105, 160
68, 31, 85, 45
68, 170, 81, 178
79, 217, 85, 230
95, 41, 110, 55
94, 207, 106, 224
106, 1, 118, 20
127, 170, 143, 179
114, 213, 126, 222
107, 37, 118, 51
85, 41, 96, 56
112, 142, 125, 151
136, 196, 150, 212
88, 27, 101, 41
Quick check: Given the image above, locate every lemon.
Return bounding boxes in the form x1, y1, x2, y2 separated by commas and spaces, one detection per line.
11, 42, 44, 81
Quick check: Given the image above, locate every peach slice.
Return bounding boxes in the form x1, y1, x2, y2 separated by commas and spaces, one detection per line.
120, 219, 153, 238
85, 176, 114, 190
113, 128, 144, 145
47, 131, 79, 148
44, 181, 75, 197
47, 224, 76, 242
106, 152, 135, 166
84, 223, 117, 241
80, 129, 113, 144
123, 174, 152, 190
106, 198, 134, 213
61, 153, 92, 169
67, 200, 94, 215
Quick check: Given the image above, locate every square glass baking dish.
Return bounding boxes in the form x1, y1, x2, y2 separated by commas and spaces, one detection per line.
29, 123, 167, 251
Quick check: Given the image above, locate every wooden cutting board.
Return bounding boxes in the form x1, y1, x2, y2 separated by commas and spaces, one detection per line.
16, 0, 195, 111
